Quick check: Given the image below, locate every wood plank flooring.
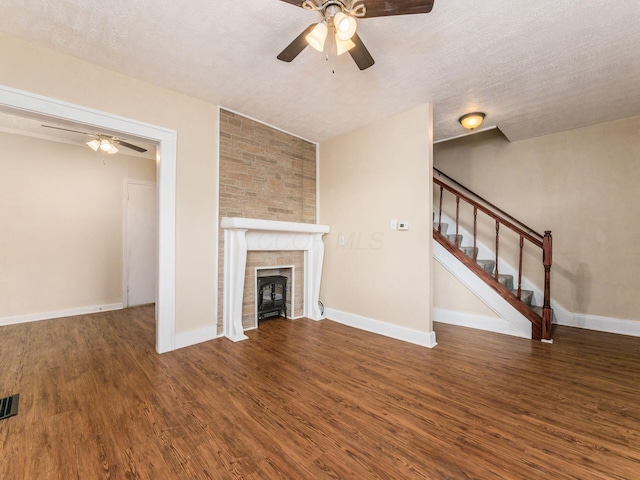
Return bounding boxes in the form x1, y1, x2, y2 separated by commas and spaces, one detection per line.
1, 306, 639, 479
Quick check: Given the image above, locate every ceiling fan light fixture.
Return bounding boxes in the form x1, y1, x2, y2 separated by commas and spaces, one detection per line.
306, 22, 328, 51
335, 35, 355, 55
458, 112, 486, 130
334, 12, 357, 41
86, 139, 100, 151
107, 144, 118, 155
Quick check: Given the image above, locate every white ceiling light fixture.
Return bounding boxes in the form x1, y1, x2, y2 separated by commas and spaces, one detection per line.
335, 36, 356, 55
306, 21, 328, 51
334, 12, 357, 40
86, 136, 118, 154
458, 112, 486, 130
86, 139, 101, 151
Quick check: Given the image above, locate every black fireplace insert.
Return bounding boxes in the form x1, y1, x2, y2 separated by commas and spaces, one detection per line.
257, 275, 287, 321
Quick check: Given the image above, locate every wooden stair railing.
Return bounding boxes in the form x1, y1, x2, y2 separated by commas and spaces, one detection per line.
433, 168, 552, 341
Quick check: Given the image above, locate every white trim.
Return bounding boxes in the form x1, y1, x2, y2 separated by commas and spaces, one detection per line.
433, 308, 531, 339
434, 125, 498, 144
324, 307, 438, 348
219, 106, 318, 145
0, 303, 123, 326
316, 143, 321, 224
122, 179, 157, 308
254, 265, 295, 328
174, 326, 223, 350
433, 239, 533, 338
0, 84, 177, 353
215, 107, 222, 337
553, 306, 640, 337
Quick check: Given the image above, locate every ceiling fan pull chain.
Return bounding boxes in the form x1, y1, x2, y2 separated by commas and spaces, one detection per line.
324, 27, 337, 74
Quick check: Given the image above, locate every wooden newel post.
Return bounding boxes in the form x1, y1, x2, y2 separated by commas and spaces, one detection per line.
542, 231, 553, 341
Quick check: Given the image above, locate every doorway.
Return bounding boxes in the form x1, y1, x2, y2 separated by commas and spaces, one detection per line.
0, 84, 177, 352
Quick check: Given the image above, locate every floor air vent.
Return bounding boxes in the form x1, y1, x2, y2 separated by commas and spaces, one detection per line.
0, 393, 19, 420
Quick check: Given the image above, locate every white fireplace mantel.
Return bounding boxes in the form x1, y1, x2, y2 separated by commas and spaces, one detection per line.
221, 217, 330, 342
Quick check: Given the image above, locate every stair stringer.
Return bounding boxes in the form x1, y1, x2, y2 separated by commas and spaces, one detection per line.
433, 240, 533, 339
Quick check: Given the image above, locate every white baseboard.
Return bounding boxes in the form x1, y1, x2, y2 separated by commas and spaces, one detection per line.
174, 325, 223, 350
552, 304, 640, 337
433, 308, 531, 339
324, 307, 437, 348
0, 303, 124, 326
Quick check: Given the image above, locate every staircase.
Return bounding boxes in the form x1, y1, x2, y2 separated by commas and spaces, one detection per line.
433, 168, 553, 341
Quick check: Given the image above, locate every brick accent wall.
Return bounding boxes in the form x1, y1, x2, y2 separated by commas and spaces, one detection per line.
218, 109, 317, 332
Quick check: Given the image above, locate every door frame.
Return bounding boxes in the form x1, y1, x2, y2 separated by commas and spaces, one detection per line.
0, 84, 177, 353
123, 179, 158, 308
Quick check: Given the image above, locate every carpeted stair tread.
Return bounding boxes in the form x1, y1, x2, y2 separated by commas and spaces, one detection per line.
460, 246, 478, 259
476, 259, 495, 274
498, 274, 514, 290
446, 234, 463, 245
532, 306, 544, 317
512, 289, 534, 305
434, 222, 448, 234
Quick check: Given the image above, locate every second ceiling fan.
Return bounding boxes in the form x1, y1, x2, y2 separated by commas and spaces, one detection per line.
277, 0, 435, 71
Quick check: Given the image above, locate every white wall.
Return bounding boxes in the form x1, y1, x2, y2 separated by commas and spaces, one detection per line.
319, 105, 435, 346
0, 132, 155, 320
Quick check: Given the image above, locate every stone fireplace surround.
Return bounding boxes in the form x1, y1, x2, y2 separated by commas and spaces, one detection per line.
221, 217, 330, 342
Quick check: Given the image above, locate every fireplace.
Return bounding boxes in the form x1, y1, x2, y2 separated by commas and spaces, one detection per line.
221, 217, 330, 342
257, 275, 287, 321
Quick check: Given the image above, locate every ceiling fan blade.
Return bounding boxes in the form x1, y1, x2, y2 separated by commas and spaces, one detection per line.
277, 24, 316, 63
112, 139, 148, 153
41, 125, 94, 136
348, 33, 375, 71
361, 0, 435, 18
279, 0, 303, 6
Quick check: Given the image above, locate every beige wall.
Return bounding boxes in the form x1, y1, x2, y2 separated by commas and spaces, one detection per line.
319, 105, 433, 332
0, 132, 155, 317
0, 33, 218, 333
434, 115, 640, 322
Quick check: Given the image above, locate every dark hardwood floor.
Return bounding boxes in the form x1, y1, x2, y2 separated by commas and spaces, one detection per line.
1, 306, 639, 479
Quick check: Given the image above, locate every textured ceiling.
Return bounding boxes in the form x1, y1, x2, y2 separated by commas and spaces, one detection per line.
0, 0, 639, 143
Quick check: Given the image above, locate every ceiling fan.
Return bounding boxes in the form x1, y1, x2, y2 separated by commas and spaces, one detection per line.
41, 124, 148, 154
277, 0, 435, 70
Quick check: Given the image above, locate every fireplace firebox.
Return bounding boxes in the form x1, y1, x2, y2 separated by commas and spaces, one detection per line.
257, 275, 287, 321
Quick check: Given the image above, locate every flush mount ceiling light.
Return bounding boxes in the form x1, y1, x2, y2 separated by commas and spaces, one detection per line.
458, 112, 486, 130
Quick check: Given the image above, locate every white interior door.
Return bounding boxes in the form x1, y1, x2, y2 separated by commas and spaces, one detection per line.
125, 181, 157, 306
